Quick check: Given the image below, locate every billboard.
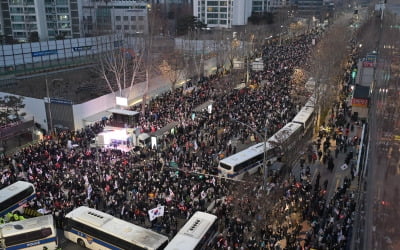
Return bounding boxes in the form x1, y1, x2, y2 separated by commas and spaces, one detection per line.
352, 98, 368, 107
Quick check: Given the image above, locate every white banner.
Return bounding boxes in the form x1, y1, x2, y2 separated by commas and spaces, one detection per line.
148, 206, 165, 221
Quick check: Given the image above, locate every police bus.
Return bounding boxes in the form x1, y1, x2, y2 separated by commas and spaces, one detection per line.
0, 181, 35, 217
218, 142, 280, 180
64, 206, 169, 250
165, 211, 218, 250
0, 215, 58, 249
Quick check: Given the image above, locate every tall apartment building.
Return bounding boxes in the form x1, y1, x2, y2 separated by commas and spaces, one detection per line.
81, 0, 148, 37
252, 0, 288, 13
193, 0, 291, 28
297, 0, 324, 17
0, 0, 79, 42
193, 0, 252, 28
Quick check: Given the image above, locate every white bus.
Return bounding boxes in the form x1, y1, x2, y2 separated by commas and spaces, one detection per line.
292, 106, 315, 135
64, 206, 169, 250
268, 122, 303, 152
0, 215, 58, 250
0, 181, 36, 217
218, 142, 280, 180
165, 211, 218, 250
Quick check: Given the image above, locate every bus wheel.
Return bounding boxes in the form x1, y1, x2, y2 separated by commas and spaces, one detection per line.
77, 239, 86, 248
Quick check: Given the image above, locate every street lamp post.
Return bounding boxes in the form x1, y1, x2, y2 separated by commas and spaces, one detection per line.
231, 118, 269, 189
279, 25, 284, 46
45, 77, 63, 134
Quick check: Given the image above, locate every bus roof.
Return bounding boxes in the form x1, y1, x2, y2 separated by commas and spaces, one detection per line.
165, 211, 217, 250
219, 142, 274, 167
304, 95, 316, 108
0, 181, 34, 204
107, 108, 139, 117
0, 215, 54, 237
268, 122, 302, 145
65, 206, 168, 249
292, 107, 314, 126
150, 121, 178, 137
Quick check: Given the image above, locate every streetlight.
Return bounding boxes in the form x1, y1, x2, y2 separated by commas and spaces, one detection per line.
279, 25, 284, 46
231, 118, 269, 189
45, 76, 63, 134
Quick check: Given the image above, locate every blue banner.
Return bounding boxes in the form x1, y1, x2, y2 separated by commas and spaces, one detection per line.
50, 98, 73, 105
31, 50, 58, 57
72, 46, 93, 52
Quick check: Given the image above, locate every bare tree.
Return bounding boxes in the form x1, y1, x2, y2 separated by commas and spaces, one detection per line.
212, 30, 231, 75
307, 14, 353, 128
159, 50, 186, 90
97, 39, 145, 97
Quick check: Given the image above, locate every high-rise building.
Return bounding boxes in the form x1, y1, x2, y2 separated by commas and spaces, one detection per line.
0, 0, 80, 42
297, 0, 323, 17
81, 0, 149, 37
193, 0, 291, 28
193, 0, 253, 28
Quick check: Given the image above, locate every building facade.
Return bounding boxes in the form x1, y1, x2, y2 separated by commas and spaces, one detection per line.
193, 0, 291, 28
0, 0, 80, 42
297, 0, 323, 17
80, 0, 148, 37
193, 0, 254, 28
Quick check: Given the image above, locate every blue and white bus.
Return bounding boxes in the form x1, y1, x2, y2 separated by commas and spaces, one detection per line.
218, 142, 280, 180
0, 215, 58, 250
0, 181, 36, 217
165, 211, 218, 250
64, 206, 169, 250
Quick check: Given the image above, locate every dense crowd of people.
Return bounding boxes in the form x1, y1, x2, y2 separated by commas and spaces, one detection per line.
0, 30, 361, 249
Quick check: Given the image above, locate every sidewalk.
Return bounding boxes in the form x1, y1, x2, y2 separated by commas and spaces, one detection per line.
291, 113, 363, 201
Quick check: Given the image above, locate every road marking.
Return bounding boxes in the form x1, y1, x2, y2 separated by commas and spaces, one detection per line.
335, 177, 341, 192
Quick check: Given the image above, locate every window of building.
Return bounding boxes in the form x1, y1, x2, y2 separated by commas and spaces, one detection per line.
220, 20, 227, 24
10, 0, 22, 4
116, 16, 121, 21
57, 7, 69, 13
11, 15, 24, 22
24, 7, 35, 13
139, 25, 144, 30
220, 7, 227, 12
13, 32, 26, 38
58, 23, 70, 29
116, 25, 121, 30
58, 14, 69, 21
9, 7, 23, 13
123, 16, 128, 21
207, 7, 218, 12
26, 23, 37, 29
47, 22, 56, 28
138, 16, 144, 21
207, 1, 218, 5
26, 15, 36, 21
12, 23, 25, 30
131, 16, 136, 21
56, 0, 68, 4
131, 25, 136, 30
124, 25, 129, 30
